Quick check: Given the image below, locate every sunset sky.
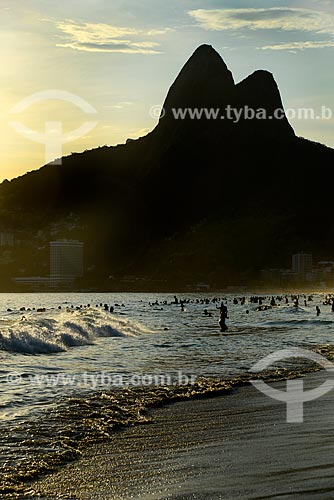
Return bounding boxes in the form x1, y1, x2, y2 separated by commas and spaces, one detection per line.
1, 0, 334, 181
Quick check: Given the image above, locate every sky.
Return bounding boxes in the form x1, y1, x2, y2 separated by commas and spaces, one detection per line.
1, 0, 334, 181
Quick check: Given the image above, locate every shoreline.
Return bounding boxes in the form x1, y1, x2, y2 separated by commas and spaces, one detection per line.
0, 288, 330, 294
28, 370, 334, 500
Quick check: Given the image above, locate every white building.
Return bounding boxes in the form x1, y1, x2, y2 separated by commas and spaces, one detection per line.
0, 232, 14, 246
292, 252, 313, 275
50, 239, 83, 285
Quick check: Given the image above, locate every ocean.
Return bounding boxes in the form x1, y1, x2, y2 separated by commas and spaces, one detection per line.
0, 292, 333, 496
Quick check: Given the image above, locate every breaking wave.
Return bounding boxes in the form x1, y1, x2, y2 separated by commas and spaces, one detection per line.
0, 310, 153, 355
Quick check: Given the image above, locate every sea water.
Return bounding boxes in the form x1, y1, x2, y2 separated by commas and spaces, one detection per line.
0, 292, 333, 494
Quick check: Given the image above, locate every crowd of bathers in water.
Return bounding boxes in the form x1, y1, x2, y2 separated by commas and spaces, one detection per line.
6, 302, 127, 321
148, 294, 334, 332
5, 293, 334, 332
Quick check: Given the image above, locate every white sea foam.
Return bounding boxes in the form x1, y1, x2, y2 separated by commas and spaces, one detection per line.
0, 309, 154, 354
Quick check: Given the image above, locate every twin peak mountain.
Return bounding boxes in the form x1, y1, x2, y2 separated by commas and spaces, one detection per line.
0, 45, 333, 286
158, 44, 294, 141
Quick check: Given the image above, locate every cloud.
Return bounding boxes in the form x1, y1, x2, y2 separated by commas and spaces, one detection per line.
111, 101, 134, 109
261, 40, 334, 50
146, 29, 172, 36
130, 127, 151, 137
55, 21, 169, 54
57, 42, 161, 54
57, 21, 136, 41
188, 8, 334, 34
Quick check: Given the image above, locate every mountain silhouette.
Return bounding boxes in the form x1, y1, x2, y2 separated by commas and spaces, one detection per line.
0, 45, 333, 289
161, 44, 234, 121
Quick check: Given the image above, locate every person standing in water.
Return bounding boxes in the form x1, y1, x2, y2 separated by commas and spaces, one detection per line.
219, 302, 228, 332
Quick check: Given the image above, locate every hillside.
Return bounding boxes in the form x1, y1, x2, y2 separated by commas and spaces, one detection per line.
1, 44, 333, 290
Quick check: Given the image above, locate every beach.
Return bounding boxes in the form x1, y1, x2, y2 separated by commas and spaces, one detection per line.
1, 293, 334, 497
3, 6, 334, 498
28, 370, 334, 499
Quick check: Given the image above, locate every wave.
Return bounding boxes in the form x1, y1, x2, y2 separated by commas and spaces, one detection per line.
1, 354, 330, 496
260, 319, 334, 327
0, 310, 154, 355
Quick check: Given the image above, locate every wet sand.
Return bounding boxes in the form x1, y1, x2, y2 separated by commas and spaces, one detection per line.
30, 371, 334, 499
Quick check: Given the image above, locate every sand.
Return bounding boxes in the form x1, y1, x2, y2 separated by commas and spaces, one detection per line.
28, 370, 334, 499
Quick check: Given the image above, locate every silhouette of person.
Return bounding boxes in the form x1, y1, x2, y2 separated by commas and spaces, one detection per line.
219, 304, 228, 332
